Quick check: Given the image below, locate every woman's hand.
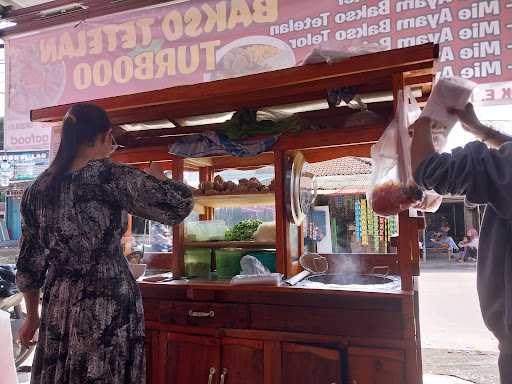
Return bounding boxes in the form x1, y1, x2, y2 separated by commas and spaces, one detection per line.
18, 315, 39, 347
144, 162, 166, 181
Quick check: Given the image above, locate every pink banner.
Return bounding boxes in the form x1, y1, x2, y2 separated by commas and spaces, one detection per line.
5, 0, 512, 151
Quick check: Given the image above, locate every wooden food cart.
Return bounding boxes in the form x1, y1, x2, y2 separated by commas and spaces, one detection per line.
32, 43, 437, 384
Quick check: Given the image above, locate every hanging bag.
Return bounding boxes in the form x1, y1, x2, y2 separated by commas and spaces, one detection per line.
368, 89, 442, 216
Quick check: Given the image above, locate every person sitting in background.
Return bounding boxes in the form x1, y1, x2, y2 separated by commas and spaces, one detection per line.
458, 228, 479, 263
430, 231, 459, 254
440, 221, 451, 236
426, 231, 440, 248
411, 102, 512, 383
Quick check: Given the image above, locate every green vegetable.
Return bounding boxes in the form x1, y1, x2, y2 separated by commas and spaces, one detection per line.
225, 219, 263, 241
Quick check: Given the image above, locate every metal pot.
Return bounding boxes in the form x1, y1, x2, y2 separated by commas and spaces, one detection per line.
305, 273, 393, 286
286, 260, 392, 287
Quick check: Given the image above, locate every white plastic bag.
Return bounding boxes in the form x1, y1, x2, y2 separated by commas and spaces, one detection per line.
369, 89, 442, 216
0, 310, 18, 384
420, 77, 476, 150
404, 88, 442, 214
302, 41, 385, 65
240, 255, 270, 275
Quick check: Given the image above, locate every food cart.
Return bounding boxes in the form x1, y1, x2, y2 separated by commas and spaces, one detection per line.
31, 43, 437, 384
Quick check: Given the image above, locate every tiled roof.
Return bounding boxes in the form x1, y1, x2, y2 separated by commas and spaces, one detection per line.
306, 157, 372, 177
316, 174, 370, 193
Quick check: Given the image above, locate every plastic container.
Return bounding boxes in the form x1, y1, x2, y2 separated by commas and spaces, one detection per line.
215, 248, 244, 279
185, 221, 228, 241
246, 250, 276, 273
185, 248, 212, 278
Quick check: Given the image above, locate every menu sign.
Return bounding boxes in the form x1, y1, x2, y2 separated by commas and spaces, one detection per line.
4, 0, 512, 151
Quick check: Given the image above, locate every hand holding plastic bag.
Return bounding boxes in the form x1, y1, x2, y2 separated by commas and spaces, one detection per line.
420, 77, 476, 150
369, 89, 442, 216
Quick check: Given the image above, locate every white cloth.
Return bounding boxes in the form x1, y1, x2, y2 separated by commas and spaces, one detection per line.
0, 310, 18, 384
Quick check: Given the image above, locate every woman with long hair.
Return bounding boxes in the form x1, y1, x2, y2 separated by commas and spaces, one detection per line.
16, 103, 194, 383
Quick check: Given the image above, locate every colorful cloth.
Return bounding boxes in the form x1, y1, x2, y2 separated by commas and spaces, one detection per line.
169, 131, 279, 158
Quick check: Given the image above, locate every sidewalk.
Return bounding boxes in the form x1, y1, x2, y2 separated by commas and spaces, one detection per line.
420, 258, 499, 384
423, 349, 498, 384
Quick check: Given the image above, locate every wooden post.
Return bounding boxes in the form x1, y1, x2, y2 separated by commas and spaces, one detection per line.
393, 71, 422, 383
199, 166, 214, 221
414, 281, 424, 381
274, 150, 290, 276
398, 211, 414, 291
172, 158, 185, 277
298, 224, 305, 262
403, 293, 422, 384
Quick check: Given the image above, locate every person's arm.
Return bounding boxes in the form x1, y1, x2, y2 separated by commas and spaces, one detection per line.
453, 103, 512, 148
411, 128, 512, 219
18, 290, 40, 346
104, 159, 194, 225
411, 117, 436, 174
16, 186, 48, 346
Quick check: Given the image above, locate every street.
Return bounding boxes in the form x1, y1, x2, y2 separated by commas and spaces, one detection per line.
420, 262, 499, 384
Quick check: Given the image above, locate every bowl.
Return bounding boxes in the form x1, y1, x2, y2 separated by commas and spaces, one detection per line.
129, 263, 147, 280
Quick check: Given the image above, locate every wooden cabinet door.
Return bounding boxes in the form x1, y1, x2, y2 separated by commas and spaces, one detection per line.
145, 330, 153, 384
220, 338, 264, 384
282, 343, 342, 384
162, 333, 221, 384
348, 347, 405, 384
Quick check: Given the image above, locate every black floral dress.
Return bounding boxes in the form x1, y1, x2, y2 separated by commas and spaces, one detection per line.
16, 159, 194, 384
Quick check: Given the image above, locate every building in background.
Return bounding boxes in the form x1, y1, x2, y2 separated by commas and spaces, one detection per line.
306, 156, 482, 259
0, 151, 49, 241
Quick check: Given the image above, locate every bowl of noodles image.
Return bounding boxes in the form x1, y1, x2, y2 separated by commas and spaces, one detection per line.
205, 36, 296, 81
9, 44, 66, 117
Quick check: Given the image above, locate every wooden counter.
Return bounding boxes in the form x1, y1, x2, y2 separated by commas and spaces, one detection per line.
141, 280, 418, 384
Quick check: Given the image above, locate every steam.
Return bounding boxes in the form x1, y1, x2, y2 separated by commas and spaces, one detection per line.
330, 256, 362, 276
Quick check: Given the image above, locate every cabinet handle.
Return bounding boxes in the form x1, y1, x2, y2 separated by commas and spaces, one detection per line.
189, 310, 215, 318
220, 368, 228, 384
207, 367, 216, 384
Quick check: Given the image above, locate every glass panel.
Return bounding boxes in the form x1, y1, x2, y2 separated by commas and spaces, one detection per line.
184, 170, 199, 188
289, 223, 299, 262
214, 206, 275, 227
215, 166, 274, 185
304, 157, 397, 254
126, 216, 172, 253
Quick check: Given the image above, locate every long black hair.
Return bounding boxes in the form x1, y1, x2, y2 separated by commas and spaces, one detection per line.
46, 103, 112, 187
